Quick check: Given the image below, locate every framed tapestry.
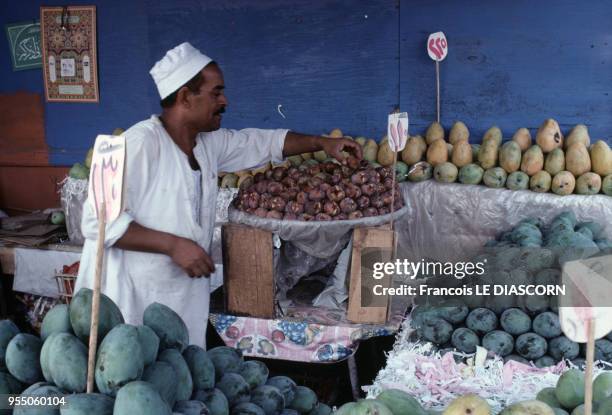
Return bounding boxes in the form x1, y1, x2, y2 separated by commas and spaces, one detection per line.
40, 6, 99, 103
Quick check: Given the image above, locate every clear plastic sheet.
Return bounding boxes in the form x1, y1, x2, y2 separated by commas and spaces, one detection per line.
395, 181, 612, 263
59, 177, 89, 245
228, 204, 410, 259
228, 202, 411, 302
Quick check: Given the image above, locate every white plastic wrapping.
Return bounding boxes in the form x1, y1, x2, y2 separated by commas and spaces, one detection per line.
228, 203, 410, 300
59, 177, 89, 245
395, 181, 612, 263
228, 204, 410, 258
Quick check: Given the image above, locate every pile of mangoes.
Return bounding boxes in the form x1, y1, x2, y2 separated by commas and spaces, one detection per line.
410, 211, 612, 366
0, 289, 330, 415
401, 120, 612, 196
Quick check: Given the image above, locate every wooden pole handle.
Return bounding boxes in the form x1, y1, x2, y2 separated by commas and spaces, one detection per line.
436, 60, 441, 123
86, 202, 105, 393
584, 319, 596, 415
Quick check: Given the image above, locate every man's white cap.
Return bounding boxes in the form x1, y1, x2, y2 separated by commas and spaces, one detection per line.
149, 42, 213, 100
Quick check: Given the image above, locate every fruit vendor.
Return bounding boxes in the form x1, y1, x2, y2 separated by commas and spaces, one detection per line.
76, 42, 361, 348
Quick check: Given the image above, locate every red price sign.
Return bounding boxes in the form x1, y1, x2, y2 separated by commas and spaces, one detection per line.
427, 31, 448, 62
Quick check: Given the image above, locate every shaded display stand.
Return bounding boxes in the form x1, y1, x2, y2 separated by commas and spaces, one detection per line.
210, 183, 612, 397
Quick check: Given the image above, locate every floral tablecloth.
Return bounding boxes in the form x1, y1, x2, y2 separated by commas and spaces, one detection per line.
210, 305, 406, 363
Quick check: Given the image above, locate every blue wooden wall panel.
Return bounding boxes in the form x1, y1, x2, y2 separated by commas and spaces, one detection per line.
1, 0, 611, 166
399, 0, 612, 143
146, 0, 399, 138
0, 0, 154, 165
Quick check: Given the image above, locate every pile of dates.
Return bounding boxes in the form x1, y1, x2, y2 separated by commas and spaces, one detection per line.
233, 158, 404, 221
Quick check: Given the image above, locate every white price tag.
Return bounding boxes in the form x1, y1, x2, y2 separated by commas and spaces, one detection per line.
387, 112, 409, 152
427, 31, 448, 61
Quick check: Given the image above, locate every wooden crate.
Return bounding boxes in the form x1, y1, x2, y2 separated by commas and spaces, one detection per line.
347, 226, 395, 324
222, 223, 395, 323
222, 223, 275, 318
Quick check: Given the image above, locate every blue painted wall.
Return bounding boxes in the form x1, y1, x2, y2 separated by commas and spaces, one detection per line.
1, 0, 610, 165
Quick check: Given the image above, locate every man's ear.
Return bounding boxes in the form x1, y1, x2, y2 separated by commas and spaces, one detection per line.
176, 86, 192, 108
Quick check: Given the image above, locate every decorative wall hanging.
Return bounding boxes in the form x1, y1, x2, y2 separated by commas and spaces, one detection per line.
5, 21, 42, 71
40, 6, 99, 103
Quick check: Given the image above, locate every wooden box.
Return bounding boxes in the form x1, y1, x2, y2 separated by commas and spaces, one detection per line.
222, 223, 275, 318
222, 223, 395, 323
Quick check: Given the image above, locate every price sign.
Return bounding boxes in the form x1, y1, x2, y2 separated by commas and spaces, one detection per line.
388, 112, 409, 152
88, 134, 126, 222
427, 31, 448, 61
559, 255, 612, 343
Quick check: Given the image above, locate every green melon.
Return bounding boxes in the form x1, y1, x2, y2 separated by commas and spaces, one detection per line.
182, 345, 215, 391
193, 388, 229, 415
377, 389, 427, 415
143, 302, 188, 352
408, 161, 433, 182
434, 162, 459, 183
232, 402, 265, 415
458, 163, 484, 185
483, 167, 507, 188
208, 347, 243, 381
395, 161, 409, 182
172, 400, 208, 415
551, 171, 576, 196
266, 376, 297, 405
307, 403, 331, 415
95, 324, 144, 396
537, 387, 562, 408
353, 400, 393, 415
555, 369, 585, 410
575, 172, 602, 195
136, 325, 160, 367
500, 400, 554, 415
334, 402, 358, 415
40, 333, 61, 383
61, 393, 114, 415
142, 361, 177, 408
250, 385, 285, 415
217, 373, 250, 407
500, 141, 522, 173
530, 171, 552, 193
593, 372, 612, 403
41, 304, 73, 341
113, 381, 172, 415
14, 382, 64, 415
289, 386, 318, 413
0, 370, 22, 396
69, 163, 90, 180
5, 334, 43, 384
158, 349, 193, 403
47, 333, 88, 393
545, 149, 566, 175
506, 171, 530, 190
69, 288, 124, 345
239, 360, 269, 390
0, 320, 20, 370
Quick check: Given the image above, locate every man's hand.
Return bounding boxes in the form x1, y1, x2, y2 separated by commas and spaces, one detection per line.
115, 222, 216, 278
283, 132, 363, 162
169, 237, 216, 278
320, 137, 363, 162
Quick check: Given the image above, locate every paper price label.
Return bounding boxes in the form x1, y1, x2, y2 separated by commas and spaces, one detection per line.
559, 255, 612, 343
427, 31, 448, 61
388, 112, 409, 152
88, 134, 126, 222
